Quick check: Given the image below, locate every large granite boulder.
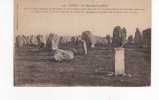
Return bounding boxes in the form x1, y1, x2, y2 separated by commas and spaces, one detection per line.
53, 49, 74, 62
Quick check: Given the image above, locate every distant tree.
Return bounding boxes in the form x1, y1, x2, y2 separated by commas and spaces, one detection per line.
134, 28, 142, 48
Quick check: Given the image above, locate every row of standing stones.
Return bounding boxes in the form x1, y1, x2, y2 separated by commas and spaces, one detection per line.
16, 28, 150, 77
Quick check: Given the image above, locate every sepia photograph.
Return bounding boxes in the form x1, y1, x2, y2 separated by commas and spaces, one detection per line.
14, 0, 151, 86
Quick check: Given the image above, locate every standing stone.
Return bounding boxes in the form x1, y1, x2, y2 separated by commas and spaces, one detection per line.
106, 35, 111, 47
114, 48, 125, 75
112, 26, 122, 47
81, 31, 96, 48
134, 28, 142, 48
82, 40, 88, 54
121, 27, 127, 45
142, 28, 151, 48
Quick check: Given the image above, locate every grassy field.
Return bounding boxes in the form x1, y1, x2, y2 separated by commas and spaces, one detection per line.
14, 47, 151, 86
